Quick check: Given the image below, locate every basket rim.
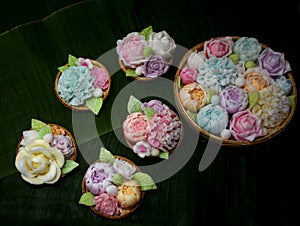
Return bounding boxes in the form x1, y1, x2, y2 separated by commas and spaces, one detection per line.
54, 59, 111, 111
81, 155, 145, 219
173, 35, 298, 147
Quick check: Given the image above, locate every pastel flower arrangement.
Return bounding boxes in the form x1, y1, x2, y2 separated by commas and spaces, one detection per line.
79, 147, 157, 218
15, 119, 79, 185
116, 26, 176, 78
176, 36, 296, 143
56, 54, 110, 114
122, 95, 182, 159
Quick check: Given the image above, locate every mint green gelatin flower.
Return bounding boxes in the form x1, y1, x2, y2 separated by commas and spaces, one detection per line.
197, 56, 238, 93
58, 66, 94, 106
196, 104, 229, 135
233, 37, 262, 61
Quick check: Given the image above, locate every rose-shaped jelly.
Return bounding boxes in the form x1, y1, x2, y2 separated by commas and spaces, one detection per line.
141, 99, 169, 113
91, 66, 109, 90
204, 37, 233, 58
179, 67, 197, 85
219, 85, 248, 114
148, 30, 176, 59
141, 55, 169, 78
15, 139, 65, 185
123, 112, 149, 142
51, 135, 74, 160
116, 32, 147, 68
229, 109, 266, 142
257, 47, 291, 77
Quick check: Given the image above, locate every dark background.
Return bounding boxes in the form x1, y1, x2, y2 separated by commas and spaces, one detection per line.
0, 0, 300, 225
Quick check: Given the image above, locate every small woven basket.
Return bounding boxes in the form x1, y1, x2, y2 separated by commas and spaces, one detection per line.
54, 60, 111, 111
174, 36, 297, 147
81, 156, 145, 219
16, 123, 77, 176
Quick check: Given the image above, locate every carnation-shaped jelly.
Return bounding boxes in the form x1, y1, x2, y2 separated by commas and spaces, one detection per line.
196, 104, 229, 135
58, 66, 94, 106
219, 85, 248, 114
251, 85, 290, 128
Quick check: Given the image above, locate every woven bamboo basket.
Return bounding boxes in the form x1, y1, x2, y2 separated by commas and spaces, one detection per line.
81, 156, 145, 219
174, 36, 297, 147
54, 60, 111, 111
16, 123, 77, 176
124, 108, 184, 157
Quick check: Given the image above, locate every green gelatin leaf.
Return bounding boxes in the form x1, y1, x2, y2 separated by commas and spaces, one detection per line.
68, 54, 78, 66
248, 91, 260, 110
144, 107, 156, 121
86, 97, 103, 115
113, 173, 124, 186
79, 192, 95, 206
58, 65, 69, 73
187, 110, 197, 122
61, 160, 79, 174
207, 89, 218, 104
288, 95, 296, 107
99, 147, 115, 164
159, 151, 169, 159
38, 125, 52, 139
31, 119, 48, 131
126, 69, 139, 77
177, 75, 181, 88
134, 172, 157, 191
143, 47, 153, 58
140, 25, 153, 40
127, 95, 142, 114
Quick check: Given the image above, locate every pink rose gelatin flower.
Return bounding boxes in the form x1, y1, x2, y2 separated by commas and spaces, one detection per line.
133, 141, 152, 158
147, 109, 182, 151
116, 32, 147, 68
257, 47, 291, 77
141, 99, 169, 114
84, 162, 116, 195
123, 112, 149, 143
179, 67, 197, 85
94, 193, 120, 216
204, 37, 233, 58
141, 55, 169, 78
229, 109, 266, 142
219, 85, 248, 114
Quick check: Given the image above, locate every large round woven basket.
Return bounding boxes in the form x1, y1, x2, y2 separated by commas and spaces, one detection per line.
81, 156, 145, 219
54, 60, 111, 111
174, 36, 297, 147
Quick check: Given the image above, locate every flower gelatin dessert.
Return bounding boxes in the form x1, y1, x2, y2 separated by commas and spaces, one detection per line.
122, 95, 183, 159
79, 147, 157, 219
15, 119, 79, 185
174, 36, 297, 146
116, 26, 176, 80
54, 54, 111, 115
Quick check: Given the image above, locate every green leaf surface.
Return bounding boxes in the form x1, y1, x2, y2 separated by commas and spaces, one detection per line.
126, 69, 139, 77
140, 25, 153, 40
61, 160, 79, 174
288, 95, 296, 107
38, 125, 52, 139
134, 172, 157, 191
144, 107, 156, 121
79, 192, 95, 206
85, 97, 103, 115
68, 54, 78, 66
127, 95, 143, 114
31, 119, 47, 131
248, 91, 260, 110
159, 151, 169, 159
58, 65, 69, 72
99, 147, 115, 163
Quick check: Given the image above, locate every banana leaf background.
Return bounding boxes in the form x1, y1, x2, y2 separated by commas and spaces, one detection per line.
0, 0, 300, 225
